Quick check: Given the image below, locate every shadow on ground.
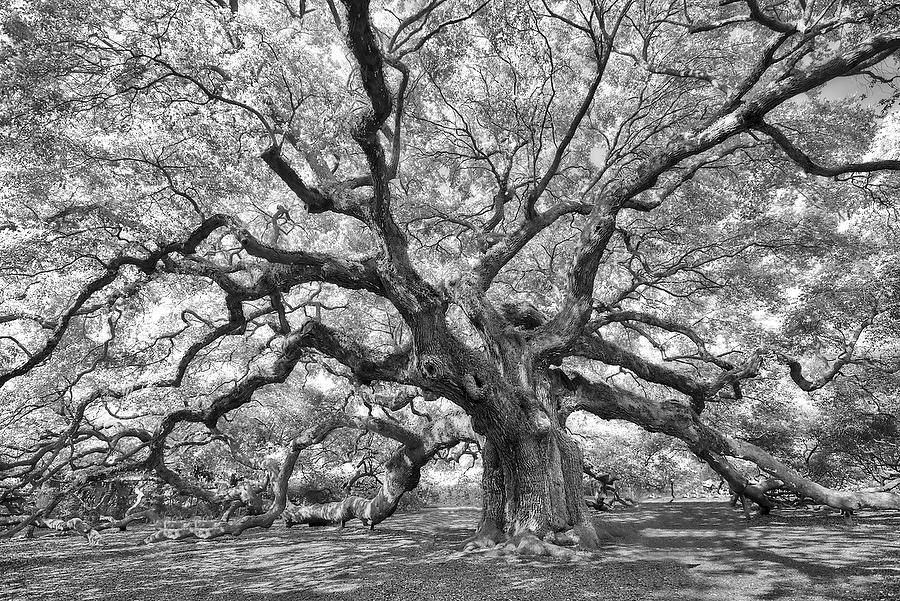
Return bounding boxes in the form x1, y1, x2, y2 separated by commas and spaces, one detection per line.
1, 500, 898, 600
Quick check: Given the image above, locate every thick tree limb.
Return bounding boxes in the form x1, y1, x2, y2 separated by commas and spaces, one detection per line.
233, 230, 385, 295
570, 335, 708, 402
754, 121, 900, 177
562, 369, 900, 512
261, 146, 365, 219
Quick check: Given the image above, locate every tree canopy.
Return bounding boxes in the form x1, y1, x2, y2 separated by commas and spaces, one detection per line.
2, 0, 900, 550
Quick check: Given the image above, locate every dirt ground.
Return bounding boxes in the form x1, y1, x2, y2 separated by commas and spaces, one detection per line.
1, 500, 898, 601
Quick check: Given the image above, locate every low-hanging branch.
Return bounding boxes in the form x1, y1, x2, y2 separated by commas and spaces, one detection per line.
143, 411, 473, 542
561, 368, 900, 512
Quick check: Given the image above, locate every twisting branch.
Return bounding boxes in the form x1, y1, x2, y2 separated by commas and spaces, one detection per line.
775, 311, 879, 392
0, 211, 400, 389
280, 410, 473, 531
753, 120, 900, 177
0, 215, 229, 388
143, 409, 474, 542
337, 0, 447, 324
142, 318, 413, 464
233, 228, 385, 295
742, 0, 796, 34
589, 310, 734, 370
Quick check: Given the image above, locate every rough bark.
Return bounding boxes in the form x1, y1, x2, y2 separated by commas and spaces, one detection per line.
429, 296, 602, 552
470, 439, 505, 544
491, 428, 597, 548
460, 366, 600, 551
464, 421, 596, 558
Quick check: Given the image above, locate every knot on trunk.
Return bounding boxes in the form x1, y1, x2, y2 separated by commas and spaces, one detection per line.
462, 373, 485, 401
235, 228, 251, 246
526, 405, 552, 435
417, 355, 444, 379
501, 301, 546, 330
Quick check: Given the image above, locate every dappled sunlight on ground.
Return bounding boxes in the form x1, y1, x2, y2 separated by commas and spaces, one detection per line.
597, 500, 900, 601
1, 501, 897, 600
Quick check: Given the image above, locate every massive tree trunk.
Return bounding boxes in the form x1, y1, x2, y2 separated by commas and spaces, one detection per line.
466, 421, 599, 556
433, 294, 602, 553
464, 360, 600, 552
477, 427, 598, 549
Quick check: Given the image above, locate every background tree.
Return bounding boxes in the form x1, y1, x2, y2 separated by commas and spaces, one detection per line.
2, 0, 900, 553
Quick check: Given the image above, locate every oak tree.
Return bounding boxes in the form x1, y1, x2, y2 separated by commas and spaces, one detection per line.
2, 0, 900, 551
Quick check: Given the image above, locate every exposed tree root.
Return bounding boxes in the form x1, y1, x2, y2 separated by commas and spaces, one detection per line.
462, 520, 506, 549
462, 518, 597, 561
37, 517, 102, 546
463, 531, 586, 560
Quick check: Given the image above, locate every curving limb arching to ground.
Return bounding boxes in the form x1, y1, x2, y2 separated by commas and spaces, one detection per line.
140, 411, 474, 543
